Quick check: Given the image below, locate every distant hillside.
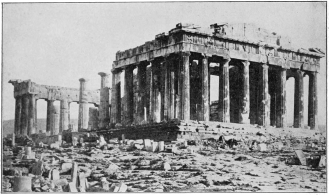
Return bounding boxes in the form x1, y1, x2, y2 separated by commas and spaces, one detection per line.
2, 118, 78, 136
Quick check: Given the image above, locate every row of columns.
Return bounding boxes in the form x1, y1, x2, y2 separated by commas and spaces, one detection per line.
13, 73, 111, 136
110, 52, 318, 130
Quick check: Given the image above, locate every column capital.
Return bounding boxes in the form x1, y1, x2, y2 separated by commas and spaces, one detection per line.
222, 58, 231, 66
180, 51, 191, 57
241, 60, 250, 67
79, 78, 89, 82
261, 64, 269, 69
98, 72, 110, 77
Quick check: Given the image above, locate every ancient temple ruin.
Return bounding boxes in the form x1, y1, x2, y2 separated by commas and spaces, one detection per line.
9, 23, 324, 140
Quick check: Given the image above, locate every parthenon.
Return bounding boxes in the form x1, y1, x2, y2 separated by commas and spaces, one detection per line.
9, 23, 324, 139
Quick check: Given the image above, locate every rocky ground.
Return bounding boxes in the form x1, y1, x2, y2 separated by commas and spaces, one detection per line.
2, 127, 327, 193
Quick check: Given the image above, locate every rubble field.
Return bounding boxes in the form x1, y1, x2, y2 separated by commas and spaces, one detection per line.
2, 124, 327, 192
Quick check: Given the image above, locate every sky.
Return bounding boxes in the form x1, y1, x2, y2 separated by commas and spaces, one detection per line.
2, 2, 327, 126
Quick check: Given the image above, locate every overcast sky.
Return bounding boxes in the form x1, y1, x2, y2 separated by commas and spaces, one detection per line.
2, 2, 326, 126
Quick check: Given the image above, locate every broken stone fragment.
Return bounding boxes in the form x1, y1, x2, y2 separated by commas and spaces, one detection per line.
13, 176, 32, 192
31, 160, 44, 175
163, 162, 171, 171
61, 162, 73, 173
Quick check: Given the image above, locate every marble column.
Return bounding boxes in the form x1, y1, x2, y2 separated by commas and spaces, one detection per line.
124, 67, 134, 125
98, 72, 110, 129
60, 99, 70, 132
78, 78, 89, 131
201, 56, 210, 121
21, 95, 29, 135
241, 61, 250, 124
181, 52, 191, 121
163, 58, 170, 121
137, 63, 147, 124
151, 61, 161, 123
111, 71, 121, 124
276, 68, 287, 128
14, 96, 22, 135
88, 107, 99, 130
259, 64, 270, 126
46, 100, 54, 133
50, 105, 60, 135
218, 58, 231, 123
28, 94, 36, 135
294, 70, 304, 128
308, 72, 318, 130
170, 62, 175, 119
34, 99, 38, 133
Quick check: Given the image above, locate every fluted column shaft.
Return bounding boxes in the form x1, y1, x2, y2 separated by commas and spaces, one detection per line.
308, 72, 318, 130
201, 56, 209, 121
98, 72, 110, 129
259, 64, 270, 126
137, 63, 147, 124
111, 71, 121, 124
21, 95, 29, 135
181, 52, 191, 121
50, 105, 60, 135
28, 94, 36, 135
293, 70, 304, 128
14, 96, 22, 135
219, 59, 231, 123
151, 61, 161, 123
276, 68, 287, 128
60, 99, 70, 132
46, 100, 54, 133
124, 67, 134, 125
78, 78, 89, 131
241, 61, 250, 124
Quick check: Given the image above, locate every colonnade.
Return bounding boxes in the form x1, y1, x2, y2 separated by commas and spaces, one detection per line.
111, 51, 318, 129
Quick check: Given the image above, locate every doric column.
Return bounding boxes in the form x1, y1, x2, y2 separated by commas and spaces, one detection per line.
14, 96, 22, 135
218, 58, 231, 123
151, 60, 161, 123
124, 66, 134, 125
170, 61, 175, 119
46, 100, 54, 133
88, 107, 99, 130
276, 68, 287, 128
241, 61, 250, 124
181, 52, 191, 121
21, 95, 29, 135
28, 94, 36, 135
163, 58, 170, 121
98, 72, 110, 129
308, 72, 318, 130
50, 105, 60, 135
111, 70, 121, 124
137, 63, 147, 124
78, 78, 89, 131
35, 99, 38, 133
60, 99, 70, 132
259, 64, 270, 126
201, 55, 210, 121
176, 57, 182, 119
293, 70, 304, 128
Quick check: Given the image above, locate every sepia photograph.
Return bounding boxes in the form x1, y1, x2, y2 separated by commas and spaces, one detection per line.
1, 1, 327, 192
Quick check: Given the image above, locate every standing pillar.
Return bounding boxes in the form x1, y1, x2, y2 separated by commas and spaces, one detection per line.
181, 52, 190, 121
241, 61, 250, 124
137, 63, 147, 124
151, 61, 161, 123
308, 72, 318, 130
170, 61, 175, 119
111, 71, 121, 124
201, 55, 210, 121
124, 67, 134, 125
50, 105, 60, 135
218, 58, 231, 123
259, 64, 270, 126
294, 70, 304, 128
78, 78, 89, 131
14, 96, 22, 135
60, 99, 70, 132
276, 68, 287, 128
21, 95, 29, 135
163, 58, 170, 121
46, 100, 54, 133
28, 94, 36, 135
98, 72, 110, 129
89, 107, 99, 130
34, 99, 38, 133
